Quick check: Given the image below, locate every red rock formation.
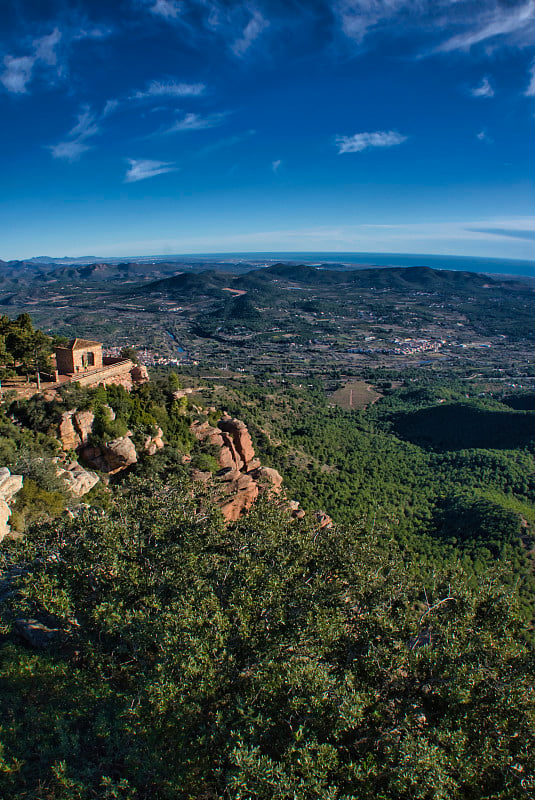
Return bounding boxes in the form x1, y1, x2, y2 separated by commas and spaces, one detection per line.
189, 415, 284, 522
131, 364, 149, 384
218, 471, 259, 521
218, 418, 255, 469
250, 466, 283, 494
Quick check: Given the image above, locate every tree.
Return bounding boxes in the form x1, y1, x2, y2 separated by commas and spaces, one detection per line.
121, 346, 139, 364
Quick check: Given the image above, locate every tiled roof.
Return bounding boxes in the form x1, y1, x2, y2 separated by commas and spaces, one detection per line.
58, 338, 102, 351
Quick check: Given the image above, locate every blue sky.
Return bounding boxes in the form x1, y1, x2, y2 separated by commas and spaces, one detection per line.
1, 0, 534, 260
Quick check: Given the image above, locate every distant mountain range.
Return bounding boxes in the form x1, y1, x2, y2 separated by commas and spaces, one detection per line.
142, 263, 530, 299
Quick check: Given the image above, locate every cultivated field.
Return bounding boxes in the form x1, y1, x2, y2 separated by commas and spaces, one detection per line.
329, 381, 381, 410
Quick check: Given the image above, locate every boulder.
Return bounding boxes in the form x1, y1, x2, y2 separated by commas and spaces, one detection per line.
81, 436, 137, 474
57, 462, 99, 498
315, 511, 333, 529
250, 466, 283, 494
0, 467, 23, 503
131, 364, 149, 384
144, 427, 165, 456
101, 436, 138, 473
0, 500, 12, 542
219, 474, 259, 522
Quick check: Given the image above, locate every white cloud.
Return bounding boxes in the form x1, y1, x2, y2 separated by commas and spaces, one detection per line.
1, 55, 34, 93
1, 28, 62, 93
525, 59, 535, 96
336, 130, 407, 153
69, 107, 100, 140
49, 106, 101, 162
50, 140, 92, 162
134, 80, 205, 99
34, 28, 62, 65
334, 0, 408, 44
272, 159, 282, 172
165, 111, 227, 133
125, 158, 177, 182
231, 9, 269, 56
471, 77, 494, 98
103, 98, 120, 117
150, 0, 182, 19
476, 130, 491, 142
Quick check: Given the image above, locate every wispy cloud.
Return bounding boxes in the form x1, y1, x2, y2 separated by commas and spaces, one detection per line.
272, 159, 282, 173
231, 9, 269, 56
477, 130, 492, 143
197, 129, 255, 156
97, 217, 535, 259
471, 77, 494, 98
526, 59, 535, 96
164, 111, 227, 133
336, 130, 407, 154
50, 140, 92, 161
133, 80, 205, 99
142, 0, 273, 59
468, 227, 535, 241
150, 0, 182, 19
49, 106, 101, 161
436, 1, 535, 53
69, 107, 100, 140
334, 0, 407, 45
1, 28, 61, 94
0, 23, 112, 96
333, 1, 535, 56
125, 158, 177, 182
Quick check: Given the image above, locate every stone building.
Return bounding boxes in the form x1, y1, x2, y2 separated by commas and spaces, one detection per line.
55, 338, 103, 375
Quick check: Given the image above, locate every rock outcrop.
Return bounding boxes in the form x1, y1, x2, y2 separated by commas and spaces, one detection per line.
0, 467, 23, 541
58, 407, 142, 475
57, 462, 99, 497
131, 364, 149, 384
190, 416, 284, 522
144, 427, 165, 456
218, 418, 255, 469
80, 436, 138, 475
58, 410, 95, 451
218, 468, 259, 521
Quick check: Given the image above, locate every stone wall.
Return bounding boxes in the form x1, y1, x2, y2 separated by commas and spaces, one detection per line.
67, 360, 134, 389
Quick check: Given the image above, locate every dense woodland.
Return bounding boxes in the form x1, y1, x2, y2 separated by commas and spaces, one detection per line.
1, 313, 535, 797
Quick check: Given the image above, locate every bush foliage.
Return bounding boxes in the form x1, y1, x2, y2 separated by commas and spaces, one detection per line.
0, 477, 534, 799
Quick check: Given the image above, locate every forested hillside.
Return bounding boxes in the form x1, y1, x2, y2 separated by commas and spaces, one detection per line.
1, 317, 535, 797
